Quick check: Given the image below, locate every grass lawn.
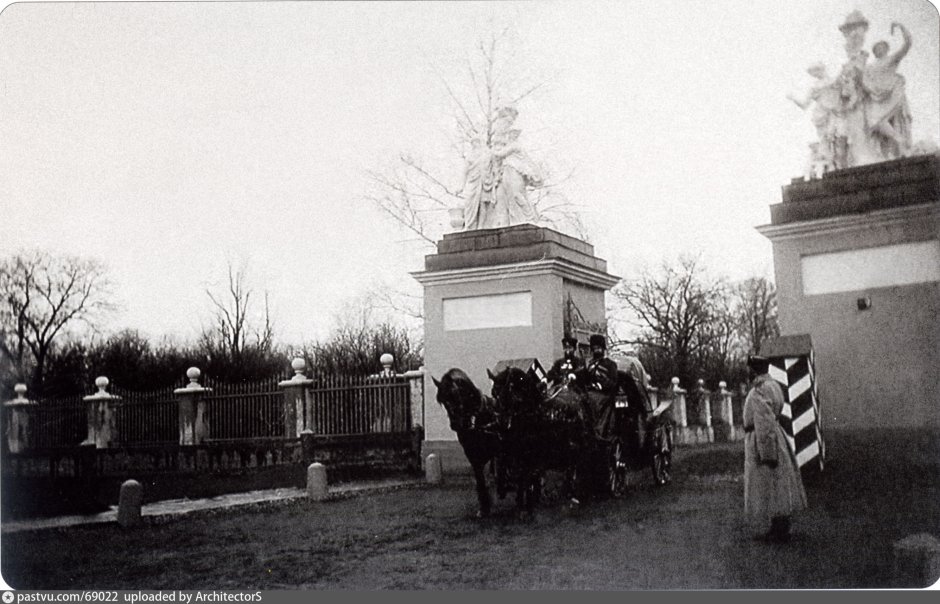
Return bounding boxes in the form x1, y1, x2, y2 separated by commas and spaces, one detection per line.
2, 429, 937, 589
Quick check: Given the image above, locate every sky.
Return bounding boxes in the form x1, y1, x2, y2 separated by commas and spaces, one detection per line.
1, 0, 938, 346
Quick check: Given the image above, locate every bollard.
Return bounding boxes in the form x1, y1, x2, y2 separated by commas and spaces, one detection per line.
117, 479, 143, 528
893, 533, 940, 588
306, 462, 328, 501
425, 453, 443, 484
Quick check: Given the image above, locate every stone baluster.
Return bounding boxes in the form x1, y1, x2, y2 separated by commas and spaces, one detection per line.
4, 383, 38, 453
82, 377, 121, 448
279, 357, 314, 438
175, 367, 211, 445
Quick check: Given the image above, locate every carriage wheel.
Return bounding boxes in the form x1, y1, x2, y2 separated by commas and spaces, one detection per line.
651, 426, 672, 486
609, 438, 629, 498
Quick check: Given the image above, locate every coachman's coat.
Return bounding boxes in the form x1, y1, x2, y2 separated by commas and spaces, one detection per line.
743, 374, 808, 520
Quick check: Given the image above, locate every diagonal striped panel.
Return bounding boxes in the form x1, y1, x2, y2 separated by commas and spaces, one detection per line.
767, 354, 824, 471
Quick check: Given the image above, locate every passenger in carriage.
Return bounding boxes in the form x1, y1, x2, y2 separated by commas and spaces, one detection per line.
575, 334, 620, 438
546, 335, 585, 389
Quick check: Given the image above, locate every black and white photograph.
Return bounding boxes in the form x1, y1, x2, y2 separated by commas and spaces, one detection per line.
1, 0, 938, 591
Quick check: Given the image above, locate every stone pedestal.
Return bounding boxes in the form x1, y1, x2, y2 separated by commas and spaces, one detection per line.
758, 155, 940, 430
412, 224, 619, 471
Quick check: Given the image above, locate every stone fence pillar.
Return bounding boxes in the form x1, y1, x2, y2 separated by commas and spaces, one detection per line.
646, 385, 659, 411
403, 367, 425, 432
175, 367, 211, 445
715, 381, 738, 441
82, 377, 121, 448
693, 379, 715, 444
4, 384, 38, 453
280, 358, 314, 438
670, 377, 689, 445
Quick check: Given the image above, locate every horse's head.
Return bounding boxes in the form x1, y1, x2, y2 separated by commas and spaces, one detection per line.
432, 368, 482, 433
490, 366, 542, 419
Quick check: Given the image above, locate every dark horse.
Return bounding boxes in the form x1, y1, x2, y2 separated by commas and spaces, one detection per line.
431, 368, 503, 517
489, 366, 593, 514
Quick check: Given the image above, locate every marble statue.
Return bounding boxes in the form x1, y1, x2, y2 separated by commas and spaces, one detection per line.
789, 10, 918, 173
461, 106, 542, 230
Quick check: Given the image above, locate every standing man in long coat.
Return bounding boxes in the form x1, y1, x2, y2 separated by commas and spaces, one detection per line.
743, 355, 808, 543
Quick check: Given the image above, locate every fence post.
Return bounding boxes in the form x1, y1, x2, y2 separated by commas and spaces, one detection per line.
695, 379, 714, 444
280, 358, 314, 438
3, 384, 37, 453
670, 377, 688, 445
646, 385, 659, 412
81, 377, 121, 448
717, 381, 737, 441
402, 367, 425, 433
174, 367, 211, 445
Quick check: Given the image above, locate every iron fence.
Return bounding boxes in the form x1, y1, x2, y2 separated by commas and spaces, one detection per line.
308, 374, 411, 436
111, 384, 180, 446
31, 393, 87, 449
201, 376, 286, 441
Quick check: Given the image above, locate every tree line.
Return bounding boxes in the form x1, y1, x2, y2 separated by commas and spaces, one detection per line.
0, 251, 422, 398
609, 255, 778, 390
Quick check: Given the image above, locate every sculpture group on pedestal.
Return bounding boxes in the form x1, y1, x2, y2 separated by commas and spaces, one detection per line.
788, 10, 918, 175
460, 106, 543, 231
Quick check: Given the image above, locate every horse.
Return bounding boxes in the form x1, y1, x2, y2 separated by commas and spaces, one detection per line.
431, 368, 503, 517
489, 366, 593, 515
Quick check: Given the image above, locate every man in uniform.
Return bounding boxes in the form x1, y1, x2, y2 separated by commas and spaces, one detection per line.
546, 335, 584, 389
577, 334, 620, 438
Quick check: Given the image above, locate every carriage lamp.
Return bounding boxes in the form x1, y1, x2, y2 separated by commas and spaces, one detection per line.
857, 296, 872, 311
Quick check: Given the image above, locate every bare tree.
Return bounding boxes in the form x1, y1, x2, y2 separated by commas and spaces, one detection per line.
365, 28, 585, 246
733, 276, 779, 354
0, 250, 114, 392
610, 255, 727, 385
202, 262, 275, 362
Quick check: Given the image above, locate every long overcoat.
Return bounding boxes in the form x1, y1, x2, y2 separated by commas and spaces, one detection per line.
743, 374, 808, 520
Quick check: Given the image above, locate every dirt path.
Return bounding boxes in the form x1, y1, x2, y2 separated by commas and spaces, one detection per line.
3, 432, 938, 589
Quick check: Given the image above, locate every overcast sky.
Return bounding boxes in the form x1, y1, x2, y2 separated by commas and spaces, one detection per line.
1, 0, 938, 346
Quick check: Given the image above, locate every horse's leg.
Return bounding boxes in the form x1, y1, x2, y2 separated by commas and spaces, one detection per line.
472, 461, 492, 518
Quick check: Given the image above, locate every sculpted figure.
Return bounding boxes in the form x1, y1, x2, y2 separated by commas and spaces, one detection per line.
793, 10, 920, 170
787, 63, 843, 174
461, 137, 492, 230
862, 22, 913, 159
460, 106, 542, 230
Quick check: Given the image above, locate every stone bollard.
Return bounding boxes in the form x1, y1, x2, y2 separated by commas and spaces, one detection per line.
717, 381, 737, 441
893, 533, 940, 588
117, 479, 143, 528
425, 453, 443, 484
306, 462, 328, 501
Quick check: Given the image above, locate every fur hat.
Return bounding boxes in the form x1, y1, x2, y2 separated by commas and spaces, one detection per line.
562, 335, 578, 347
589, 334, 607, 349
747, 354, 769, 371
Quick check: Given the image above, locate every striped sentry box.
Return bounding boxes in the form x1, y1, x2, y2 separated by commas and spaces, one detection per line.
761, 335, 826, 472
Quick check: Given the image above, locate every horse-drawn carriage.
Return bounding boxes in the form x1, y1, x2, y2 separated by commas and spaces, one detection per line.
433, 359, 674, 517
